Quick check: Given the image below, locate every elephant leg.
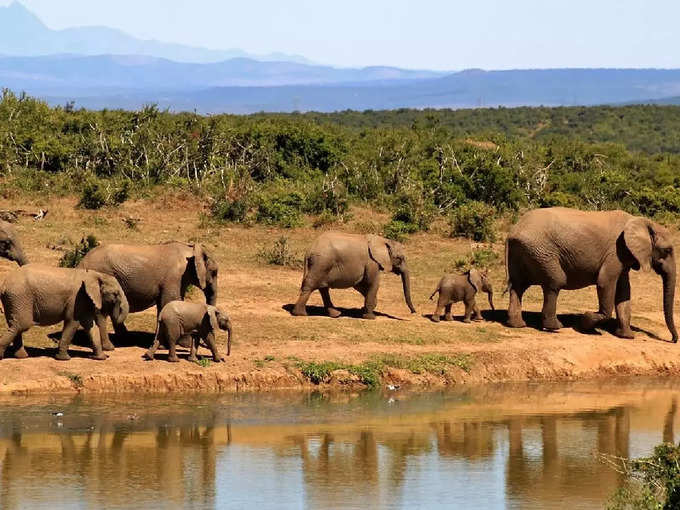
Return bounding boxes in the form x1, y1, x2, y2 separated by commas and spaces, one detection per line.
507, 284, 527, 328
319, 288, 341, 318
144, 334, 162, 361
0, 325, 28, 360
582, 280, 616, 331
463, 300, 474, 323
12, 332, 28, 359
432, 296, 446, 323
55, 321, 79, 361
85, 325, 108, 361
444, 304, 453, 322
187, 335, 199, 363
361, 280, 379, 320
205, 333, 225, 363
167, 340, 180, 363
292, 286, 313, 317
473, 302, 484, 321
541, 287, 563, 331
614, 271, 634, 339
96, 314, 115, 352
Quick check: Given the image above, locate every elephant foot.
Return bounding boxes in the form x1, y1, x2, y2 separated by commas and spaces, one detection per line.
55, 352, 71, 361
143, 351, 155, 361
102, 341, 115, 352
444, 315, 454, 322
187, 355, 199, 363
473, 316, 484, 322
580, 312, 603, 331
507, 317, 527, 328
614, 327, 635, 340
14, 347, 29, 359
291, 307, 308, 317
463, 318, 472, 324
89, 353, 108, 361
213, 355, 226, 363
168, 355, 181, 363
431, 314, 441, 323
542, 317, 563, 331
362, 312, 377, 320
327, 308, 342, 319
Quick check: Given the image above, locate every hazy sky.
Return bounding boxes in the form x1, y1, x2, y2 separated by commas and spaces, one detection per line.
2, 0, 679, 70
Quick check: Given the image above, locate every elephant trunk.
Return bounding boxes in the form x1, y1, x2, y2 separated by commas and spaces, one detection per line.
662, 264, 678, 343
11, 245, 28, 266
400, 270, 417, 314
204, 283, 217, 306
226, 320, 233, 356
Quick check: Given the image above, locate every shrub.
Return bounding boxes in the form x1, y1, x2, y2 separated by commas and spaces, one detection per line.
211, 197, 249, 223
78, 180, 130, 210
449, 201, 497, 242
539, 191, 581, 209
256, 191, 304, 228
312, 210, 338, 229
59, 235, 99, 268
304, 177, 349, 216
452, 247, 499, 271
257, 236, 302, 268
383, 220, 417, 242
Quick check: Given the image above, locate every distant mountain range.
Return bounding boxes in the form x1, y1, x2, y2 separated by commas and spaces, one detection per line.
38, 69, 680, 114
2, 2, 680, 113
0, 1, 311, 64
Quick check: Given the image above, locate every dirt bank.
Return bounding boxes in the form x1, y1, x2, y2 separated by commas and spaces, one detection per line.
1, 192, 680, 395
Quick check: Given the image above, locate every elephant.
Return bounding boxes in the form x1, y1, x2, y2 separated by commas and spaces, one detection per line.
144, 301, 232, 363
429, 269, 495, 323
78, 242, 218, 341
292, 232, 416, 319
505, 207, 677, 342
0, 265, 129, 360
0, 220, 28, 266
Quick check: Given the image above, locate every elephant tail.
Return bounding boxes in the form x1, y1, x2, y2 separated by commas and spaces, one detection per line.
429, 285, 440, 301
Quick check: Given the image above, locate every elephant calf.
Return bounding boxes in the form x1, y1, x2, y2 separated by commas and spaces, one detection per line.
429, 269, 495, 323
144, 301, 232, 363
0, 265, 129, 360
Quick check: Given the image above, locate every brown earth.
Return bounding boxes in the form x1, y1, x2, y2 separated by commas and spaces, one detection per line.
1, 189, 680, 395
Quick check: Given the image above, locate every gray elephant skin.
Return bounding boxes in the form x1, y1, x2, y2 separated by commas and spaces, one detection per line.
78, 242, 218, 339
506, 207, 677, 342
292, 232, 416, 319
144, 301, 232, 363
0, 220, 28, 266
429, 269, 495, 323
0, 265, 129, 360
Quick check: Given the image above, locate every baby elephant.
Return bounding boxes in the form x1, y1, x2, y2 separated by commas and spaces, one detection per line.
144, 301, 232, 363
429, 269, 495, 323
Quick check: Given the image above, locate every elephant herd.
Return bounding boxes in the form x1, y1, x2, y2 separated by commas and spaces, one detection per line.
290, 207, 677, 344
0, 205, 677, 364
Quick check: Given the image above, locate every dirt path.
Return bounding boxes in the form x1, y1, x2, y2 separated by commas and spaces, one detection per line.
1, 193, 680, 395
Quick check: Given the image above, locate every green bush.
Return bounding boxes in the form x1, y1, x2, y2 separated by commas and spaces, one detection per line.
58, 235, 99, 268
78, 180, 130, 210
256, 191, 304, 228
383, 220, 418, 242
257, 236, 302, 268
452, 247, 500, 271
211, 197, 249, 223
449, 201, 497, 242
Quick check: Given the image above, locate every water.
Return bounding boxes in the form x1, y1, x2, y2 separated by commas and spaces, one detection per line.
0, 378, 678, 509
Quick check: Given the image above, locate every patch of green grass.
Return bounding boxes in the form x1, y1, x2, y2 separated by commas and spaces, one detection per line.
296, 360, 344, 384
254, 355, 277, 368
195, 358, 212, 368
264, 355, 276, 362
58, 371, 83, 389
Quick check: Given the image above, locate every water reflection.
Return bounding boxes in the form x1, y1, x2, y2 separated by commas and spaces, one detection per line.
0, 379, 678, 509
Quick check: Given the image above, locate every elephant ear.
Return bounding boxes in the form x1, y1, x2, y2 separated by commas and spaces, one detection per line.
367, 235, 392, 272
81, 275, 103, 310
205, 306, 219, 333
192, 244, 208, 288
467, 269, 483, 293
623, 218, 653, 271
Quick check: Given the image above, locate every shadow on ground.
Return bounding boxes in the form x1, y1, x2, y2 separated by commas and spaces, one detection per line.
282, 304, 406, 321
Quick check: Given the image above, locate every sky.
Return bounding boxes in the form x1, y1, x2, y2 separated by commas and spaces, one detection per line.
2, 0, 679, 70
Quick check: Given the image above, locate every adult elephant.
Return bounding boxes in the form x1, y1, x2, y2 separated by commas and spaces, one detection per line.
505, 207, 677, 342
292, 232, 416, 319
0, 220, 28, 266
78, 242, 218, 340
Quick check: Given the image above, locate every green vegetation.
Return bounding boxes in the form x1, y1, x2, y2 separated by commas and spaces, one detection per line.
58, 371, 84, 389
606, 442, 680, 509
452, 247, 500, 272
3, 91, 680, 236
58, 234, 99, 268
195, 358, 212, 368
296, 353, 473, 388
256, 236, 302, 268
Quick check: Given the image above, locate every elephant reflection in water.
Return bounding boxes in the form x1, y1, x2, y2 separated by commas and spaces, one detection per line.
291, 429, 432, 509
0, 419, 224, 510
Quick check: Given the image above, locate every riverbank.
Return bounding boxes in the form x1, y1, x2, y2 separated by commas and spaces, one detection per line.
1, 192, 680, 395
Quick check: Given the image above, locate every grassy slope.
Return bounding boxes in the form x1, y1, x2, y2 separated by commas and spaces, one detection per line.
1, 189, 680, 394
